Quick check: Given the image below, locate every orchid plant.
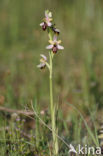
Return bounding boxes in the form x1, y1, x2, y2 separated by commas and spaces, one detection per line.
38, 10, 64, 155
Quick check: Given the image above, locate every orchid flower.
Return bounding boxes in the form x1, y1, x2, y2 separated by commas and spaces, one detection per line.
46, 35, 64, 53
51, 25, 60, 35
37, 54, 47, 69
53, 28, 60, 35
40, 10, 52, 31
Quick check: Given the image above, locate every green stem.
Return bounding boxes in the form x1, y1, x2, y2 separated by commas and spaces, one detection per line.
49, 51, 59, 155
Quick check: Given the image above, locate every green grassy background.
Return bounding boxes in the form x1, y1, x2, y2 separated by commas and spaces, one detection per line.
0, 0, 103, 155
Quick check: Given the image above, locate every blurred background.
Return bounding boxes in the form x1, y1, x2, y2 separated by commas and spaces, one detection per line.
0, 0, 103, 117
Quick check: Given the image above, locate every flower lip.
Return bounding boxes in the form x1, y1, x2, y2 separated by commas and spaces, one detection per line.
52, 45, 58, 53
40, 22, 48, 31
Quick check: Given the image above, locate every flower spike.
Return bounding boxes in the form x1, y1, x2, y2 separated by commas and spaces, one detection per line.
38, 10, 64, 155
